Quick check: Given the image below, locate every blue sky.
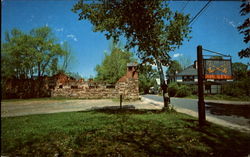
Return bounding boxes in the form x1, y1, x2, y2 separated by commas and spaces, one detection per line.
1, 0, 249, 78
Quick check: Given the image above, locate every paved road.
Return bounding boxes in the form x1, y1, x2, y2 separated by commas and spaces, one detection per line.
142, 95, 250, 127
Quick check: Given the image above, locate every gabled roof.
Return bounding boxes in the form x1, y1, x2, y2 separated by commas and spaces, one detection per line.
176, 65, 197, 76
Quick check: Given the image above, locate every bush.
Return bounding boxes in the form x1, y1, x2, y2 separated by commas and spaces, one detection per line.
176, 85, 192, 97
168, 83, 179, 97
222, 78, 250, 97
168, 83, 193, 97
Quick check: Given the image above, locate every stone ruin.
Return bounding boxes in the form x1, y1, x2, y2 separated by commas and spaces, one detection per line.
2, 63, 139, 100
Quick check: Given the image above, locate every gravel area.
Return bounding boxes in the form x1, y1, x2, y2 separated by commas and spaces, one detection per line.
1, 99, 161, 117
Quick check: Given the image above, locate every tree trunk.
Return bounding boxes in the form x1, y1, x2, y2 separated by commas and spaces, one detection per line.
155, 59, 170, 109
38, 63, 41, 77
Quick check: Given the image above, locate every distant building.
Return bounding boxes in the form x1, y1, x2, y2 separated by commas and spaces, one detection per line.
167, 61, 233, 94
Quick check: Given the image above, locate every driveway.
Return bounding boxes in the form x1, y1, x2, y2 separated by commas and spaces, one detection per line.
1, 99, 162, 117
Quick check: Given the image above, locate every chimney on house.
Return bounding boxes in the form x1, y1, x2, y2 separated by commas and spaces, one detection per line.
193, 61, 198, 69
126, 62, 138, 79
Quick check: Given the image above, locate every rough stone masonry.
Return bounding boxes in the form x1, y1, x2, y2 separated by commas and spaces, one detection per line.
3, 63, 139, 100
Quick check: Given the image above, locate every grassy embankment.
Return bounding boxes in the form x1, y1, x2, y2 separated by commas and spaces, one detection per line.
2, 109, 250, 156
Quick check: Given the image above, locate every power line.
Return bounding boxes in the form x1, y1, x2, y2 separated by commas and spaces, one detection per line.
189, 0, 212, 26
202, 48, 231, 57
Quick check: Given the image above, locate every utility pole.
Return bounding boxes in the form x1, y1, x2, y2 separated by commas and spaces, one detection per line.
197, 45, 206, 126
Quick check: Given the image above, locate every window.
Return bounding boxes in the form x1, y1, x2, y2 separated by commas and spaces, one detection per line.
106, 84, 115, 88
59, 85, 63, 88
49, 85, 55, 90
182, 76, 194, 82
71, 85, 78, 89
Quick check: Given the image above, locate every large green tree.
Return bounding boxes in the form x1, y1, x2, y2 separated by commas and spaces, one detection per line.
232, 62, 248, 81
166, 60, 183, 76
138, 64, 159, 94
1, 27, 67, 79
95, 45, 135, 84
72, 0, 191, 108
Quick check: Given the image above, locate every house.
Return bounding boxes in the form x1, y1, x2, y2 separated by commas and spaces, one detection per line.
167, 61, 233, 94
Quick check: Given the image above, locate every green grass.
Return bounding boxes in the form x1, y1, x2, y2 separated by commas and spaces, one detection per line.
185, 94, 250, 101
1, 110, 250, 157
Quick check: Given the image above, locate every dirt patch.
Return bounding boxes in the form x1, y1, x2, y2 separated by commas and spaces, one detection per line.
1, 99, 160, 117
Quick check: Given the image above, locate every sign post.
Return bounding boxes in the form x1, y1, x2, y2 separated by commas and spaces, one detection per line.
120, 94, 122, 109
197, 45, 206, 126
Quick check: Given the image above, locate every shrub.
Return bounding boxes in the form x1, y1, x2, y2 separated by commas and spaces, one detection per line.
168, 83, 193, 97
168, 83, 179, 97
222, 78, 250, 97
176, 85, 192, 97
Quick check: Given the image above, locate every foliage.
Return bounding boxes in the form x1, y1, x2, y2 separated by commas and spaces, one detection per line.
166, 60, 183, 76
232, 62, 248, 80
176, 85, 191, 97
237, 0, 250, 62
168, 83, 194, 97
1, 27, 67, 79
66, 72, 83, 80
59, 42, 74, 73
168, 82, 179, 97
2, 111, 250, 156
72, 0, 191, 107
138, 64, 158, 94
176, 55, 192, 69
222, 77, 250, 97
95, 45, 135, 84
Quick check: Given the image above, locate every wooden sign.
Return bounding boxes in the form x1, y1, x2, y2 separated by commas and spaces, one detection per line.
204, 59, 232, 79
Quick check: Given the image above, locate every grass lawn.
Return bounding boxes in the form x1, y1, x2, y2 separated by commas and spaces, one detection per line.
1, 109, 250, 157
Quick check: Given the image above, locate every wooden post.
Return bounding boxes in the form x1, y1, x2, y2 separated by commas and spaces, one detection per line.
197, 45, 206, 126
120, 94, 122, 109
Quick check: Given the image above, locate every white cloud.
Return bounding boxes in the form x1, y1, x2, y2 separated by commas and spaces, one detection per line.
67, 34, 78, 42
55, 28, 64, 32
229, 21, 236, 28
223, 17, 236, 28
173, 53, 183, 58
45, 23, 49, 27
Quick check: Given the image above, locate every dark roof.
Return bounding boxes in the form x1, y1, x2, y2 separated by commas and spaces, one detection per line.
176, 65, 197, 76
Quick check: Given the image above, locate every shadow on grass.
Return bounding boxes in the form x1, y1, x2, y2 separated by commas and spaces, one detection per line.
89, 105, 166, 114
2, 108, 250, 157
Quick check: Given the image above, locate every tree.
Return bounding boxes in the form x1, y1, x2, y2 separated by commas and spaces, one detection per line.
30, 27, 66, 77
95, 43, 135, 84
232, 62, 248, 81
166, 60, 183, 76
72, 0, 191, 108
59, 42, 74, 73
237, 0, 250, 63
2, 29, 38, 79
176, 55, 192, 69
138, 64, 159, 94
1, 27, 67, 79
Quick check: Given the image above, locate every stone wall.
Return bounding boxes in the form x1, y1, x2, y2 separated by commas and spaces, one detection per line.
2, 63, 139, 100
2, 77, 53, 99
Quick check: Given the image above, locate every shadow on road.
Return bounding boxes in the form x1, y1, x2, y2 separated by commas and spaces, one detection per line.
205, 103, 250, 119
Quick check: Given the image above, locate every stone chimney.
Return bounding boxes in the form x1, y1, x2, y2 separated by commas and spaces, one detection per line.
126, 62, 138, 79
